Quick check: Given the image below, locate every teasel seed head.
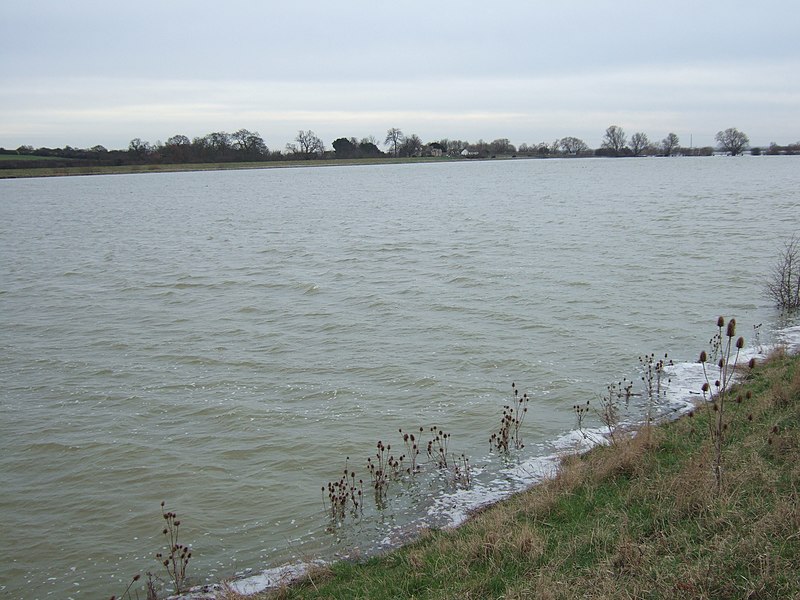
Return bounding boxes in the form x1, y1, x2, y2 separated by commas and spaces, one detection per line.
699, 351, 707, 363
736, 336, 744, 349
726, 318, 736, 337
717, 316, 725, 328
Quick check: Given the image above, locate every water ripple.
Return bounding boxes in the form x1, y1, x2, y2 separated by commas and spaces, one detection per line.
1, 158, 798, 598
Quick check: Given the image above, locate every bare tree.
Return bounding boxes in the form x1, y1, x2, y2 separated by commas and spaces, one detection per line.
163, 134, 192, 162
128, 138, 153, 160
446, 139, 468, 156
204, 131, 232, 152
360, 135, 379, 146
628, 132, 650, 157
287, 130, 324, 158
661, 132, 680, 156
166, 134, 190, 147
766, 236, 800, 311
715, 127, 749, 156
231, 129, 267, 159
384, 128, 404, 157
559, 136, 589, 155
398, 133, 422, 157
601, 125, 627, 155
470, 139, 490, 156
490, 138, 515, 155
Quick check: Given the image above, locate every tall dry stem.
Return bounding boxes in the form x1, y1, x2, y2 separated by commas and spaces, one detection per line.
155, 501, 192, 595
699, 317, 745, 494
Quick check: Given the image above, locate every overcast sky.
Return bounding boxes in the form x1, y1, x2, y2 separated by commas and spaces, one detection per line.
1, 1, 798, 151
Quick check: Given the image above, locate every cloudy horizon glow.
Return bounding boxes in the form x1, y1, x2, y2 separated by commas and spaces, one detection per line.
2, 1, 799, 151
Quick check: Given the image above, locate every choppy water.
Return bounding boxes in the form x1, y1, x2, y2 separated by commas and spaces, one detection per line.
0, 157, 798, 598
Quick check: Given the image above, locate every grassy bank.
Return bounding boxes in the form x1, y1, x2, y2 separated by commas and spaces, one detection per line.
230, 350, 799, 600
0, 156, 468, 179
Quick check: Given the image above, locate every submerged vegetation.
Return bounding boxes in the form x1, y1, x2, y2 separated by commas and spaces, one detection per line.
114, 319, 800, 599
228, 323, 799, 600
490, 382, 530, 453
327, 424, 474, 524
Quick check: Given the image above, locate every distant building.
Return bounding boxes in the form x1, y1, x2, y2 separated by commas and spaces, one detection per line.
421, 143, 444, 157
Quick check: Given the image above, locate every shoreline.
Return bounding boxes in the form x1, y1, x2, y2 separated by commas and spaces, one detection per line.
1, 154, 764, 180
0, 156, 490, 179
166, 325, 800, 599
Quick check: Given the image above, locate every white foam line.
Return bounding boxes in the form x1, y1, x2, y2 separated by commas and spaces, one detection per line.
776, 325, 800, 353
164, 561, 327, 599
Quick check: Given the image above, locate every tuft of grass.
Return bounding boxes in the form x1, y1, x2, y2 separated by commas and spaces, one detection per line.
246, 349, 800, 600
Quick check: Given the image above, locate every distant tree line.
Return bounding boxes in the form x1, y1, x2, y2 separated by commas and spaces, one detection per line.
3, 125, 798, 170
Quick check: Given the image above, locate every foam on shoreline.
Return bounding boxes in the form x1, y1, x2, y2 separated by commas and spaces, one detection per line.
172, 325, 800, 599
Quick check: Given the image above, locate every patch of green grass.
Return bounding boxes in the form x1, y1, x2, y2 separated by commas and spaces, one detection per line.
233, 351, 800, 600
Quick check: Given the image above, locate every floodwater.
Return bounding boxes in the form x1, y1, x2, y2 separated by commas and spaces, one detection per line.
1, 156, 798, 598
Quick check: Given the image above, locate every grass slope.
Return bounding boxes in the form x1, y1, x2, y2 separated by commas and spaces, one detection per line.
235, 350, 799, 600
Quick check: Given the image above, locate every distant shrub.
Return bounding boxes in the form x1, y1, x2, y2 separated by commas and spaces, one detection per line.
765, 236, 800, 311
